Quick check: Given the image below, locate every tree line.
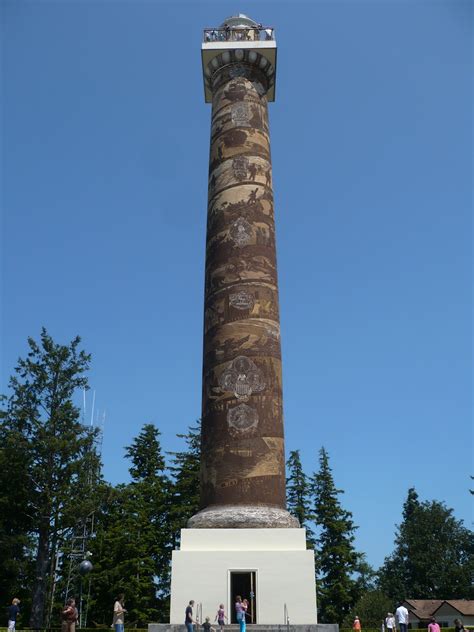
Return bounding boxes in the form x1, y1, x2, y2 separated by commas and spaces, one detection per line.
1, 330, 472, 629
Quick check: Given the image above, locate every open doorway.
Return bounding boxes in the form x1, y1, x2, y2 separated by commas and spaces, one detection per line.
230, 571, 257, 624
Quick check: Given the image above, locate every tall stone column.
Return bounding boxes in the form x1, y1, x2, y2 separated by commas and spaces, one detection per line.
189, 41, 298, 529
168, 19, 317, 625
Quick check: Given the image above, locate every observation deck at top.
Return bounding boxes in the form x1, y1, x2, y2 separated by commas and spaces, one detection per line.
201, 14, 277, 103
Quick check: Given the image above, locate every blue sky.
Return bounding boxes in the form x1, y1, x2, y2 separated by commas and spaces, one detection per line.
1, 0, 472, 569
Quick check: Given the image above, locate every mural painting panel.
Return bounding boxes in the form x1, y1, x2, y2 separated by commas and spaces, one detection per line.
201, 74, 287, 510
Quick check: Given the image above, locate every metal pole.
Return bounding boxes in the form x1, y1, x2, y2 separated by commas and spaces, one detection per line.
250, 574, 255, 624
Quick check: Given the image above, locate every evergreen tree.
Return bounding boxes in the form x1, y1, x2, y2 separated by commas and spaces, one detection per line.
0, 415, 35, 619
353, 554, 377, 599
85, 484, 135, 624
0, 329, 100, 629
311, 447, 359, 624
286, 450, 315, 548
88, 424, 170, 625
166, 422, 201, 551
125, 424, 170, 620
378, 487, 474, 599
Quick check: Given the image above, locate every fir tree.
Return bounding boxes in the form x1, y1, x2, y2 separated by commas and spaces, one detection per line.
378, 487, 474, 599
125, 424, 170, 620
286, 449, 315, 548
88, 424, 170, 625
86, 484, 136, 624
166, 422, 201, 551
0, 329, 100, 629
353, 553, 377, 598
0, 416, 35, 619
311, 447, 359, 624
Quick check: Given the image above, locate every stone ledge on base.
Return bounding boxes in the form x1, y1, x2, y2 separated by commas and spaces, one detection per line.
187, 506, 300, 529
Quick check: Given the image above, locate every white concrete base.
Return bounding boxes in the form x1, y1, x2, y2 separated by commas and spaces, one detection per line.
170, 529, 317, 625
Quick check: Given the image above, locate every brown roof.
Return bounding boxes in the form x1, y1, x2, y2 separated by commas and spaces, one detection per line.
404, 600, 444, 619
404, 600, 474, 618
435, 601, 474, 616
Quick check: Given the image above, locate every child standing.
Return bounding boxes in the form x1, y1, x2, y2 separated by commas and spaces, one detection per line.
202, 617, 216, 632
7, 599, 20, 632
215, 604, 227, 632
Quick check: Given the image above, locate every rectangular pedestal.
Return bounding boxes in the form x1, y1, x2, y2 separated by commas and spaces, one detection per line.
169, 529, 317, 625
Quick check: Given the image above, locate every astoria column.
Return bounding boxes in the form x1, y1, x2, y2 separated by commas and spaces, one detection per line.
189, 15, 298, 529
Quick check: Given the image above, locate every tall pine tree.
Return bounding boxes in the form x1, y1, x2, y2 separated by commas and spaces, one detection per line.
126, 424, 170, 620
166, 422, 201, 551
0, 412, 35, 618
0, 329, 100, 629
88, 424, 170, 625
286, 450, 315, 548
311, 447, 359, 624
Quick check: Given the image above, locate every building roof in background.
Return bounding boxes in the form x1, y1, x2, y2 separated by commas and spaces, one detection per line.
404, 600, 474, 619
405, 600, 444, 619
434, 601, 474, 616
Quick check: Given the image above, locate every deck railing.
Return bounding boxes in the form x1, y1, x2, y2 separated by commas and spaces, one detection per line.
203, 26, 275, 43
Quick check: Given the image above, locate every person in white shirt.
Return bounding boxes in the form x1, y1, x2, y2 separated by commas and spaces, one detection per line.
113, 594, 126, 632
386, 612, 396, 632
395, 603, 409, 632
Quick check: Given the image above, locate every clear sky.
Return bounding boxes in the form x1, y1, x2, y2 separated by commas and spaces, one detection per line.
1, 1, 472, 569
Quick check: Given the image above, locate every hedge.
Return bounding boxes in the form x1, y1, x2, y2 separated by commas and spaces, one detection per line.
341, 628, 469, 632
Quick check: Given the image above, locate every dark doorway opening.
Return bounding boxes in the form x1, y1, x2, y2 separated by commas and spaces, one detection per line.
230, 572, 257, 624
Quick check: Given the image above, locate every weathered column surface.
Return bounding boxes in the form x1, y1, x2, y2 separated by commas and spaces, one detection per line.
188, 35, 298, 529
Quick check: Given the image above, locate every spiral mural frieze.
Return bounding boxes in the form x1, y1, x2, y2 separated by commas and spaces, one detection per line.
200, 68, 288, 514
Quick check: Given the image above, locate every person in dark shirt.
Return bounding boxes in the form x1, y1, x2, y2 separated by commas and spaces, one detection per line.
8, 598, 20, 632
185, 600, 195, 632
454, 620, 465, 632
202, 617, 215, 632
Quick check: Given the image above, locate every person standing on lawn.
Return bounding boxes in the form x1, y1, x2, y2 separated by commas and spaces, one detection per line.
61, 598, 78, 632
395, 602, 409, 632
428, 618, 441, 632
7, 598, 20, 632
386, 612, 396, 632
113, 594, 126, 632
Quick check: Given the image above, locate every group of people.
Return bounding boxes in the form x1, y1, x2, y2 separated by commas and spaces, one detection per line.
425, 617, 466, 632
185, 596, 249, 632
352, 603, 410, 632
5, 594, 126, 632
61, 593, 126, 632
62, 593, 126, 632
353, 603, 468, 632
5, 593, 471, 632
